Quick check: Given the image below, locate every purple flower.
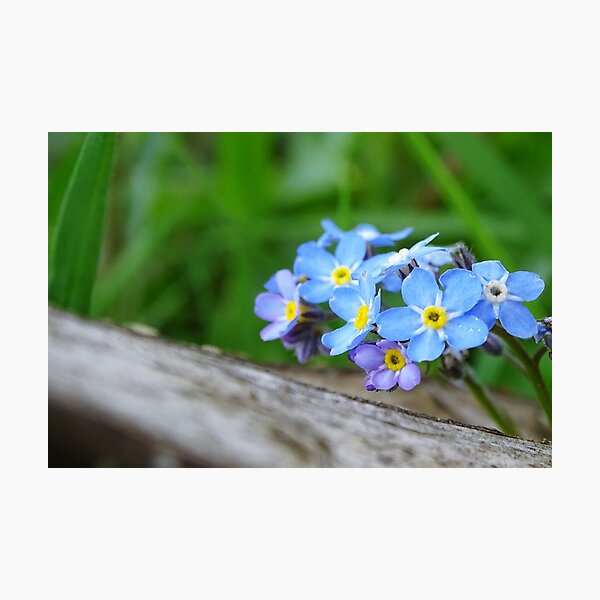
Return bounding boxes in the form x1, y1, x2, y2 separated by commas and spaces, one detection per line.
349, 341, 421, 391
254, 269, 301, 341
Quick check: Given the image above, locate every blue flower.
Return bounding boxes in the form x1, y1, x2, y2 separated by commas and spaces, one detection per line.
466, 260, 545, 339
359, 233, 446, 290
254, 269, 301, 341
294, 231, 367, 304
321, 272, 381, 356
376, 267, 488, 362
416, 249, 453, 271
317, 219, 413, 248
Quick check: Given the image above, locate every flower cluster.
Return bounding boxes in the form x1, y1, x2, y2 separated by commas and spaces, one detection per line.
254, 219, 548, 393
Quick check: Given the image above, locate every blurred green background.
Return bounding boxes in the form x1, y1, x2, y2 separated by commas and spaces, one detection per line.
48, 132, 551, 397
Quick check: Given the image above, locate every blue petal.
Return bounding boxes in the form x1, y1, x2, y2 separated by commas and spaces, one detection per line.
506, 271, 545, 301
371, 290, 381, 317
389, 227, 414, 241
439, 268, 483, 313
263, 273, 279, 293
376, 307, 422, 341
335, 232, 366, 268
359, 252, 396, 281
358, 271, 376, 303
316, 232, 333, 248
275, 269, 297, 301
466, 300, 496, 329
445, 315, 489, 350
296, 240, 320, 256
254, 293, 285, 321
329, 286, 363, 321
499, 301, 538, 338
298, 279, 334, 303
369, 235, 395, 247
410, 244, 446, 260
353, 223, 381, 242
380, 272, 403, 292
294, 243, 336, 279
418, 250, 452, 268
321, 219, 344, 239
409, 232, 440, 252
260, 319, 294, 341
401, 268, 439, 309
407, 329, 445, 362
322, 322, 366, 356
472, 260, 508, 283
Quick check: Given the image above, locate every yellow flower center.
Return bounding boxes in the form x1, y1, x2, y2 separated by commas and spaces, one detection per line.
297, 274, 308, 283
285, 300, 298, 321
421, 305, 447, 330
384, 349, 406, 371
354, 305, 369, 330
331, 266, 352, 286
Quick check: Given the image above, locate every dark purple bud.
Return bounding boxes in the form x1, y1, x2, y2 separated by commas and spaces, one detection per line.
450, 242, 477, 270
481, 333, 503, 356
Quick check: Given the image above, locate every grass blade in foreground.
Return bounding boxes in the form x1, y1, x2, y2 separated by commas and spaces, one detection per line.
49, 132, 116, 314
403, 132, 513, 269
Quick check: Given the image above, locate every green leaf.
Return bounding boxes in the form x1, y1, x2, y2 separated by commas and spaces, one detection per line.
49, 132, 117, 314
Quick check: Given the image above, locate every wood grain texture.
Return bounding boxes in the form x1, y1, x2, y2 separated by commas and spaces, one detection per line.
48, 308, 551, 468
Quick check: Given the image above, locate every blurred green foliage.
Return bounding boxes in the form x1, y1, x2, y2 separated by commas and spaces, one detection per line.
48, 132, 551, 397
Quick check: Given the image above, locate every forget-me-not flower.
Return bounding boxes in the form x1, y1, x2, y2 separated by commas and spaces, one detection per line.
362, 233, 445, 283
294, 231, 367, 304
321, 272, 381, 356
317, 219, 413, 248
349, 340, 421, 391
466, 260, 545, 339
376, 267, 488, 362
254, 269, 302, 341
359, 233, 446, 289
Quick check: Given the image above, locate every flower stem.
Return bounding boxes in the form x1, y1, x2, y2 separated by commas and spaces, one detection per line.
493, 326, 552, 425
463, 369, 521, 437
533, 346, 547, 366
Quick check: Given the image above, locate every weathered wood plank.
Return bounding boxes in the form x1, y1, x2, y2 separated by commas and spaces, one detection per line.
48, 308, 551, 467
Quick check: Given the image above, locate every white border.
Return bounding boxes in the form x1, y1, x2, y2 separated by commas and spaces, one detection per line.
3, 0, 595, 597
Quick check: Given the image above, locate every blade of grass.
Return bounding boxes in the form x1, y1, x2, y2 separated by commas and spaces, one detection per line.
49, 132, 117, 314
207, 133, 274, 355
403, 132, 513, 270
432, 132, 550, 253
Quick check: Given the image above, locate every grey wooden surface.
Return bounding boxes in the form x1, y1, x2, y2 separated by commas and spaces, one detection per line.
48, 308, 552, 467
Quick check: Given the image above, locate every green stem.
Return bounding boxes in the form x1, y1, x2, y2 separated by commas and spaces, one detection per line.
463, 369, 520, 437
493, 326, 552, 424
533, 346, 547, 366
